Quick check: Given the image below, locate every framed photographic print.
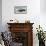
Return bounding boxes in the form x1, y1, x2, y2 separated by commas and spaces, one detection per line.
14, 6, 27, 14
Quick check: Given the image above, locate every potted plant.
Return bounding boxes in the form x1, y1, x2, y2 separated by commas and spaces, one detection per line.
36, 25, 45, 46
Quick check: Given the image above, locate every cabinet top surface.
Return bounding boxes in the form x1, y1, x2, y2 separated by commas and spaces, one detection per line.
7, 23, 34, 25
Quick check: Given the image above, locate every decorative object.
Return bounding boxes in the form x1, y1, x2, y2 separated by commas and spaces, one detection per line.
36, 25, 45, 46
0, 32, 5, 46
1, 31, 12, 46
25, 20, 30, 23
44, 31, 46, 40
8, 19, 19, 23
14, 6, 27, 14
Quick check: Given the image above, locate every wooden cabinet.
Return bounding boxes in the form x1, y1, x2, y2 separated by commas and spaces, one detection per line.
7, 23, 34, 46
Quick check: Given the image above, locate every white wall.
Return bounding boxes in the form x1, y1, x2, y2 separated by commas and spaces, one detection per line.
40, 0, 46, 31
0, 0, 2, 32
2, 0, 46, 46
40, 0, 46, 13
2, 0, 40, 30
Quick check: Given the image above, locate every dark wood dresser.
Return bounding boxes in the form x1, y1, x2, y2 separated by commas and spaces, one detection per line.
7, 23, 34, 46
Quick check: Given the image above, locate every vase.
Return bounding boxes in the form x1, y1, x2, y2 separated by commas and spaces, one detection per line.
39, 40, 45, 46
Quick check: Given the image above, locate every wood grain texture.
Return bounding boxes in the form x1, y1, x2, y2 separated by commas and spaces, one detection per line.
7, 23, 34, 46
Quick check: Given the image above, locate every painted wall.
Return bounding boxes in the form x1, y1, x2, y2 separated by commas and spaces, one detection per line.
2, 0, 40, 31
2, 0, 46, 46
40, 0, 46, 13
40, 0, 46, 31
0, 0, 2, 32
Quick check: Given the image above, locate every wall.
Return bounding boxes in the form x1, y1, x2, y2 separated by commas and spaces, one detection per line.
0, 0, 2, 32
40, 0, 46, 13
2, 0, 46, 46
2, 0, 40, 30
40, 0, 46, 31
